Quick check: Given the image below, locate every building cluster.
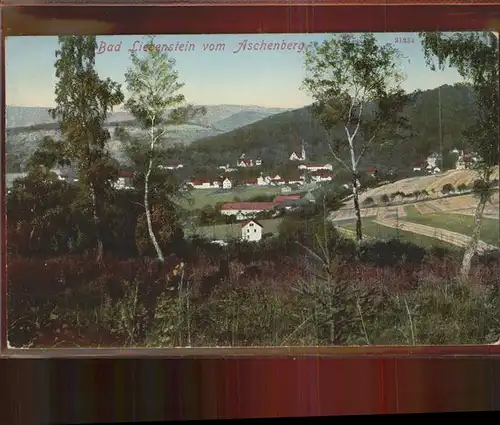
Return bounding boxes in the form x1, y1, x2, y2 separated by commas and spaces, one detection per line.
412, 152, 442, 174
220, 194, 303, 222
412, 150, 481, 174
455, 150, 480, 170
186, 139, 336, 190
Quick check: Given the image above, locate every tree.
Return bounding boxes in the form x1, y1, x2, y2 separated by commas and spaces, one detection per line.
49, 36, 124, 261
302, 33, 410, 242
420, 31, 499, 278
442, 183, 454, 195
7, 140, 77, 256
124, 36, 206, 263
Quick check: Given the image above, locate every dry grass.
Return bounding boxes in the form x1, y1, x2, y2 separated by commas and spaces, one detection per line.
358, 166, 500, 204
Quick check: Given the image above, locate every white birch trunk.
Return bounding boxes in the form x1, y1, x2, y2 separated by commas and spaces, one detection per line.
348, 135, 363, 242
145, 125, 164, 263
460, 191, 488, 279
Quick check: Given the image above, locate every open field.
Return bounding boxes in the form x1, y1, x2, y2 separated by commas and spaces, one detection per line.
403, 205, 499, 247
422, 191, 499, 218
186, 218, 283, 240
333, 189, 499, 222
355, 166, 500, 205
178, 186, 289, 209
340, 219, 455, 250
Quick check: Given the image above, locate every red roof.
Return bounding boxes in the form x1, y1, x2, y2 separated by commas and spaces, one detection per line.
118, 171, 134, 178
221, 202, 277, 211
246, 178, 258, 184
241, 219, 263, 228
274, 195, 301, 203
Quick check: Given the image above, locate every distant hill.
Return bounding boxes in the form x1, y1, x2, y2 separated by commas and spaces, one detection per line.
211, 109, 290, 132
5, 104, 289, 131
5, 104, 288, 171
182, 84, 477, 172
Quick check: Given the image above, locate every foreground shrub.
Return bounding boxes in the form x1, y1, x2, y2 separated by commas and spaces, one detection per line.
358, 239, 426, 266
6, 251, 500, 347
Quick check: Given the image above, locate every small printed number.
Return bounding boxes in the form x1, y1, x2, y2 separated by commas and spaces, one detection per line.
395, 37, 415, 44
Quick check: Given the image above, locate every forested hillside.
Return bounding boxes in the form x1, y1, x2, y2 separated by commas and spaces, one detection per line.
181, 83, 476, 172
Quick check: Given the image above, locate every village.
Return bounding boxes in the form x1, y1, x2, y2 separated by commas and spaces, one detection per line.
5, 138, 482, 245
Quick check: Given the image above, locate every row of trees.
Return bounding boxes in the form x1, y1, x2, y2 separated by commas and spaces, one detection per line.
301, 32, 498, 278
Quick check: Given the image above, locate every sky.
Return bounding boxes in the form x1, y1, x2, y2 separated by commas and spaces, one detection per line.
6, 33, 466, 109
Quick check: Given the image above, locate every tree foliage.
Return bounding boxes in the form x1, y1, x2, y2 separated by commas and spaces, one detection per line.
420, 31, 499, 278
420, 31, 499, 170
49, 36, 124, 260
123, 36, 206, 262
302, 33, 411, 241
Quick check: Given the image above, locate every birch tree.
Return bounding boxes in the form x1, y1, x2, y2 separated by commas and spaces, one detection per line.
50, 36, 124, 261
420, 31, 499, 278
302, 34, 410, 241
124, 37, 205, 262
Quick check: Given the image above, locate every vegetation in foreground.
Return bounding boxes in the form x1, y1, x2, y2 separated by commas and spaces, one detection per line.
7, 231, 500, 348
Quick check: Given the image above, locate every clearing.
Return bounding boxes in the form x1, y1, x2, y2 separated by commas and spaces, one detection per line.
186, 218, 283, 240
402, 205, 499, 247
356, 166, 500, 205
178, 186, 288, 209
339, 218, 455, 250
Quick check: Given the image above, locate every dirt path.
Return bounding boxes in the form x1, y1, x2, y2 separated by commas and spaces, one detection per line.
375, 218, 497, 253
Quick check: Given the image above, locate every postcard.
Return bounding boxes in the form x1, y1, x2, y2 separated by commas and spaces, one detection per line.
4, 32, 499, 348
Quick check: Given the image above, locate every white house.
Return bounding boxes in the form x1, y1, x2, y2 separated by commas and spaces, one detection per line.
189, 179, 220, 189
413, 162, 426, 172
114, 170, 135, 190
237, 158, 253, 167
311, 171, 334, 182
455, 151, 475, 170
257, 175, 271, 186
241, 220, 263, 242
161, 163, 184, 170
298, 163, 333, 172
222, 178, 232, 189
426, 153, 441, 169
281, 186, 292, 193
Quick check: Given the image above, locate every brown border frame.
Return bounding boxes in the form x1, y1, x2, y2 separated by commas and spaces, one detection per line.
2, 0, 500, 357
